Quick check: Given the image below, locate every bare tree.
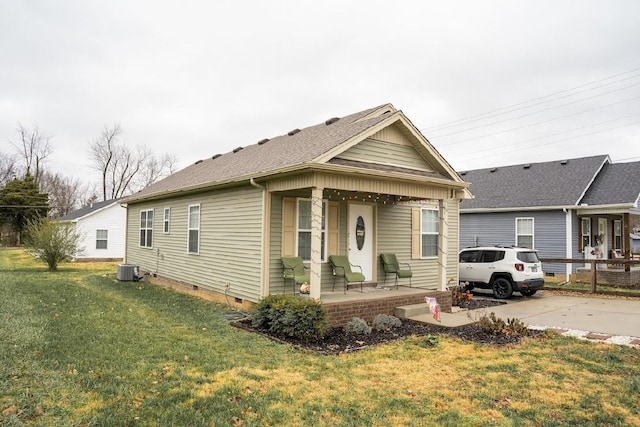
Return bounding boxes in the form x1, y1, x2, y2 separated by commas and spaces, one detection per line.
0, 151, 17, 186
39, 170, 85, 218
89, 124, 177, 200
11, 123, 53, 185
136, 152, 178, 189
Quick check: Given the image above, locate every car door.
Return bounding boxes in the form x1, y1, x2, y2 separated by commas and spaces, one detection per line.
477, 250, 504, 284
459, 249, 481, 282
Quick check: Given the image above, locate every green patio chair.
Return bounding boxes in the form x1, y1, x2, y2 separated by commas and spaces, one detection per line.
380, 253, 412, 288
281, 256, 310, 294
329, 255, 365, 293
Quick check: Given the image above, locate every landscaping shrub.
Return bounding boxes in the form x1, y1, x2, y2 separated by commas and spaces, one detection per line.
372, 314, 402, 331
478, 312, 529, 337
344, 317, 372, 335
251, 294, 329, 342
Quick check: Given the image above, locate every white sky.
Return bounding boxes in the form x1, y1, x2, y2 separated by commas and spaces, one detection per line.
1, 0, 639, 185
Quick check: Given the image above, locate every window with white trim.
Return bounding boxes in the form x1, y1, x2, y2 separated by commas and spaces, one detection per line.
96, 229, 108, 249
139, 209, 153, 248
297, 198, 326, 261
188, 204, 200, 254
421, 208, 439, 258
614, 219, 622, 251
163, 208, 170, 234
516, 217, 534, 249
581, 217, 591, 251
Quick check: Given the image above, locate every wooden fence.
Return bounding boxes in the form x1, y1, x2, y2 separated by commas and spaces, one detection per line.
540, 258, 640, 293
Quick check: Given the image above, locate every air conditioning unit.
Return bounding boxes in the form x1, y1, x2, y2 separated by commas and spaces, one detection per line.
117, 264, 139, 281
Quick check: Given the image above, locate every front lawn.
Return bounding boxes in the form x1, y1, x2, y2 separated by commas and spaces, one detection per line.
2, 248, 640, 426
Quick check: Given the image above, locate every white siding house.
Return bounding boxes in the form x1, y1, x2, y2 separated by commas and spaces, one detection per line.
60, 199, 126, 260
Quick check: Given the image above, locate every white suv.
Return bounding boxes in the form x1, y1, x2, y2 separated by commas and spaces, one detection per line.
459, 246, 544, 299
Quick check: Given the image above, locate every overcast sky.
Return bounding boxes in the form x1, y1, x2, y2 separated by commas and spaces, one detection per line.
1, 1, 639, 186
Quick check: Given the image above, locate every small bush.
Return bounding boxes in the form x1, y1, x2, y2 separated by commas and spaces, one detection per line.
452, 286, 473, 307
344, 317, 372, 335
372, 314, 402, 331
478, 312, 529, 337
251, 294, 329, 342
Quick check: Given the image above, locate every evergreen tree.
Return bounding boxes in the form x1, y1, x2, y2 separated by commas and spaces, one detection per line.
0, 174, 49, 245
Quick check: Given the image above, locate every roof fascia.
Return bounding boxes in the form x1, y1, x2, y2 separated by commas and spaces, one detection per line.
71, 201, 121, 222
575, 155, 611, 205
461, 205, 578, 213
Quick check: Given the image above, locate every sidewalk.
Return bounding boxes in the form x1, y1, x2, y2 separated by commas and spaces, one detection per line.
403, 292, 640, 347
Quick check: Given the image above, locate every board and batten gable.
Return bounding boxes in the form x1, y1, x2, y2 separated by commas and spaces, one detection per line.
336, 124, 436, 173
125, 185, 264, 301
460, 210, 567, 275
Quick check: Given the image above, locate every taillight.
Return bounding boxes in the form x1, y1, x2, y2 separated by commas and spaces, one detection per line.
515, 263, 524, 271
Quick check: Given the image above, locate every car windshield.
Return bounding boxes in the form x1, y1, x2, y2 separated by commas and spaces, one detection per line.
517, 251, 539, 263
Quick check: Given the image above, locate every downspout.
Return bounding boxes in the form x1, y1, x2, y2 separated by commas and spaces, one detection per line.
250, 178, 270, 298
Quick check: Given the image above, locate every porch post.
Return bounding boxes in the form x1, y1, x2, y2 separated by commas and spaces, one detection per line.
624, 213, 632, 272
309, 187, 324, 299
439, 199, 449, 291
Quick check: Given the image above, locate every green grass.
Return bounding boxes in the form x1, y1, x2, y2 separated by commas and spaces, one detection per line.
2, 248, 640, 426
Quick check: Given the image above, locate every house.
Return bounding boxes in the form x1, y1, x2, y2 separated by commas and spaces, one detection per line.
121, 104, 470, 318
59, 199, 126, 261
459, 155, 640, 281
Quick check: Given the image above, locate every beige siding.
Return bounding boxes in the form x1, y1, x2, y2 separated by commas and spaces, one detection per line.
126, 185, 264, 302
336, 138, 434, 172
268, 195, 350, 294
370, 125, 409, 145
377, 203, 439, 289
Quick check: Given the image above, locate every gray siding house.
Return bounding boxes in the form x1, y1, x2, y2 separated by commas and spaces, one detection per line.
459, 155, 640, 280
122, 104, 470, 306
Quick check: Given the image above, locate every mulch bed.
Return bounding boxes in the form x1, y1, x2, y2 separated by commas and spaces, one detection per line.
231, 298, 544, 355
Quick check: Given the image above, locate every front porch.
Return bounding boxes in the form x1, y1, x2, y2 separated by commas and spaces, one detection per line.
309, 286, 452, 327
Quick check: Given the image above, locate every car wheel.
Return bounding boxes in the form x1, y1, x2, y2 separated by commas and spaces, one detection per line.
492, 278, 513, 299
521, 289, 537, 297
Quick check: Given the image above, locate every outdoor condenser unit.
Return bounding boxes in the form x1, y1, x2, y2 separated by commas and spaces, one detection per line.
117, 264, 139, 281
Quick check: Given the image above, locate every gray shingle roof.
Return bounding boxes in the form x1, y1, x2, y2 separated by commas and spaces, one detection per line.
126, 104, 396, 201
459, 155, 609, 210
59, 198, 121, 221
581, 161, 640, 206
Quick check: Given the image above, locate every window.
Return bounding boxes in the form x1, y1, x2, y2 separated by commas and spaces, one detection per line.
96, 229, 108, 249
480, 250, 505, 263
163, 208, 170, 234
516, 218, 534, 249
614, 220, 622, 250
421, 208, 439, 257
188, 204, 200, 254
297, 199, 326, 261
581, 217, 591, 251
139, 209, 154, 248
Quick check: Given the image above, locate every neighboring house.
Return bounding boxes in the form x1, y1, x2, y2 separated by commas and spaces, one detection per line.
60, 199, 126, 260
122, 104, 470, 305
459, 155, 640, 280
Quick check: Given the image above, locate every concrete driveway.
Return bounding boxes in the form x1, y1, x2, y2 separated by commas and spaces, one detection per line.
409, 290, 640, 343
482, 292, 640, 338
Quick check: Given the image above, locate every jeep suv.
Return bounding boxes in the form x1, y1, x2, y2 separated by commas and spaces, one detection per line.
459, 246, 544, 299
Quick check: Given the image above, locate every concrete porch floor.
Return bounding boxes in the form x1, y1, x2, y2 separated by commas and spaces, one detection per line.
317, 285, 440, 304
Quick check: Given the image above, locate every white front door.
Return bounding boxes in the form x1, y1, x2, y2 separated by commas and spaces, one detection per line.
598, 218, 608, 259
348, 203, 374, 280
